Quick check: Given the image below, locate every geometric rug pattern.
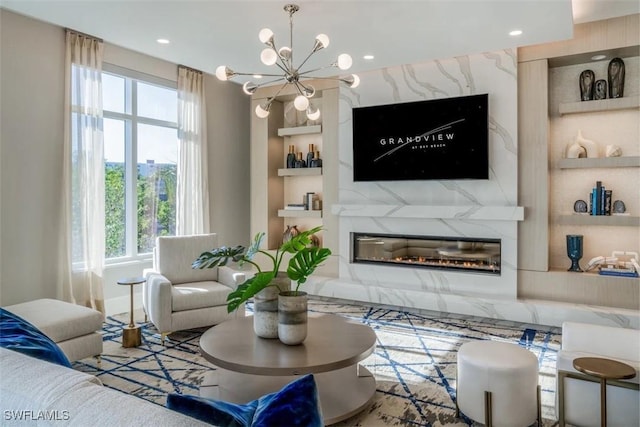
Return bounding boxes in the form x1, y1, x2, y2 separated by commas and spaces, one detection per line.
73, 298, 562, 426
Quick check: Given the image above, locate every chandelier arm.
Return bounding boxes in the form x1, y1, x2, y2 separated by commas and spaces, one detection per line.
271, 81, 292, 99
274, 62, 290, 75
230, 71, 286, 78
297, 65, 335, 76
295, 49, 318, 72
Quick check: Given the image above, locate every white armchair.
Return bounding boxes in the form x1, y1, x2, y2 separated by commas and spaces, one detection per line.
557, 321, 639, 427
142, 234, 245, 340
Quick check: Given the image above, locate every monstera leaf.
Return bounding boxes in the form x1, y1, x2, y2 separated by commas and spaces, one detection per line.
287, 247, 331, 288
226, 271, 275, 313
192, 245, 245, 269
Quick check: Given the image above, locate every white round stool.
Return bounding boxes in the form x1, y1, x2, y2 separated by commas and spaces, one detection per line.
456, 341, 540, 427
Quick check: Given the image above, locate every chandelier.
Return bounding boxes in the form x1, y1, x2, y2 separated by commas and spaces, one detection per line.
215, 3, 360, 120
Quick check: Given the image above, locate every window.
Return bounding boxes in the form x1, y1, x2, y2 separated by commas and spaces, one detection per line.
103, 66, 178, 261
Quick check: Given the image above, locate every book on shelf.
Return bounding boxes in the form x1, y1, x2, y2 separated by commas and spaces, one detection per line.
598, 267, 639, 278
285, 204, 306, 210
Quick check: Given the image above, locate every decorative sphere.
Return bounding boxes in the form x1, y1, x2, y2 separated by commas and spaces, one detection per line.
294, 95, 309, 111
337, 54, 353, 70
260, 48, 278, 66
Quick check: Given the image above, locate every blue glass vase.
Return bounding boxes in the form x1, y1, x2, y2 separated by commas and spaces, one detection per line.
566, 235, 583, 272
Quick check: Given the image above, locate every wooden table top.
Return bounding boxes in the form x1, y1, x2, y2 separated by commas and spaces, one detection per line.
199, 313, 376, 376
573, 357, 636, 381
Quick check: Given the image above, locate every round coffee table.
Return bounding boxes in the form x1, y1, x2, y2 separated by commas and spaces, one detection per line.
573, 357, 636, 427
199, 313, 376, 425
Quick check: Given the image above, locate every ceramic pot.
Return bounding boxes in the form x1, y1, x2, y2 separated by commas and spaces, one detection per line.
253, 273, 290, 339
278, 291, 308, 345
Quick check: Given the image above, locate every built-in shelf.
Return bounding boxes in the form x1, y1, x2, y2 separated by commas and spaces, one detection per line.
277, 167, 322, 177
277, 125, 322, 137
332, 204, 525, 221
278, 209, 322, 218
559, 95, 640, 115
556, 214, 640, 226
557, 156, 640, 169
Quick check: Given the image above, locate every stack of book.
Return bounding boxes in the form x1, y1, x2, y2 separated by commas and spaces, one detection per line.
589, 181, 612, 216
284, 204, 306, 211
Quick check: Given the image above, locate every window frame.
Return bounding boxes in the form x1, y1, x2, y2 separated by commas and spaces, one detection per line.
102, 63, 178, 265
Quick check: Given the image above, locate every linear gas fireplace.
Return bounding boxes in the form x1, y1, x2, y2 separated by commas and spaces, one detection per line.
351, 233, 501, 275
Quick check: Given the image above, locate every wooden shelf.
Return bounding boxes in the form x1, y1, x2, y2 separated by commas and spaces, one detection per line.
278, 209, 322, 218
556, 214, 640, 226
277, 167, 322, 177
559, 95, 640, 115
557, 156, 640, 169
277, 125, 322, 137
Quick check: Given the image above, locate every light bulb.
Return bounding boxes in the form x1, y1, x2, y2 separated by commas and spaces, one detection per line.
255, 103, 270, 118
258, 28, 274, 44
349, 74, 360, 88
242, 81, 258, 95
294, 95, 309, 111
216, 65, 231, 81
278, 46, 292, 61
337, 53, 353, 70
260, 48, 278, 66
306, 106, 321, 121
315, 34, 330, 50
302, 84, 315, 98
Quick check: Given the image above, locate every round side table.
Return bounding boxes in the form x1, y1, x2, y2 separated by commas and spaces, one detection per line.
117, 276, 146, 348
573, 356, 636, 427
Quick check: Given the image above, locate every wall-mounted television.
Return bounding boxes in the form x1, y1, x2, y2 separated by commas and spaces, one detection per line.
352, 94, 489, 182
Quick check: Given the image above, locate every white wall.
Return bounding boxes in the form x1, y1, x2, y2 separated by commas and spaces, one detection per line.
0, 9, 250, 306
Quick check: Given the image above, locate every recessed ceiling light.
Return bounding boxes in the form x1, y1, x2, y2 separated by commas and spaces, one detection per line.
363, 55, 374, 60
156, 38, 170, 44
591, 54, 607, 61
253, 74, 263, 79
509, 30, 523, 36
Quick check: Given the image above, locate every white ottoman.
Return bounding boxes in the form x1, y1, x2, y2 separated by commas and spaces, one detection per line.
4, 298, 103, 362
456, 341, 540, 427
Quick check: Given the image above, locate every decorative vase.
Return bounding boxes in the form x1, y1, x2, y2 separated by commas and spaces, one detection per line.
579, 69, 595, 101
278, 291, 308, 345
282, 225, 300, 243
607, 57, 625, 98
286, 145, 296, 168
253, 273, 290, 339
566, 235, 584, 272
594, 79, 607, 100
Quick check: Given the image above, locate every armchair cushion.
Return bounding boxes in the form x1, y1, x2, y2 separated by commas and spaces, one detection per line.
166, 374, 322, 427
157, 234, 219, 285
172, 281, 234, 312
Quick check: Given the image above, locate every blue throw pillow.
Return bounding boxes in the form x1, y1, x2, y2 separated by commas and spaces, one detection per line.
0, 307, 72, 367
167, 374, 322, 427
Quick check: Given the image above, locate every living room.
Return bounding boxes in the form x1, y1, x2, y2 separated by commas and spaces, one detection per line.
1, 1, 639, 426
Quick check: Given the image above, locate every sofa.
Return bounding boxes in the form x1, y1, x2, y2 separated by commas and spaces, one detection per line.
0, 347, 210, 426
556, 321, 639, 427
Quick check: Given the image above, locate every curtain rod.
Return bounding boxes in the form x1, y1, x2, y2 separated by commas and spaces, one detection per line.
65, 28, 103, 43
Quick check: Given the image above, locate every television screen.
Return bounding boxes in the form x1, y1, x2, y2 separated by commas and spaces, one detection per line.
352, 94, 489, 181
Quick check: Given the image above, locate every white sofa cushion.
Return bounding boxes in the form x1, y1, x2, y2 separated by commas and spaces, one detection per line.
562, 321, 640, 362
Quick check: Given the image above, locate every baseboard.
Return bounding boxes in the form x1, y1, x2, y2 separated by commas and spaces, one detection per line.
105, 293, 143, 316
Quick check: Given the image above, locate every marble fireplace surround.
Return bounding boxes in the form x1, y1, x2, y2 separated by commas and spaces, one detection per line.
305, 50, 638, 329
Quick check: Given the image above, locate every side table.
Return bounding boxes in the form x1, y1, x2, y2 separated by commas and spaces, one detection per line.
117, 276, 146, 348
573, 356, 636, 427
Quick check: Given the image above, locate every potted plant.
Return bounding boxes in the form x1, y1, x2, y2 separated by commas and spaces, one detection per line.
192, 225, 331, 340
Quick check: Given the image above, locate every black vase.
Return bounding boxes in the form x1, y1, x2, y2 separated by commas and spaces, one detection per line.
579, 70, 595, 101
594, 79, 607, 100
608, 57, 625, 98
566, 235, 584, 272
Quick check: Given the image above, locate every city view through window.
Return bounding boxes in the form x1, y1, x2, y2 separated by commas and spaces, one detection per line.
103, 71, 178, 260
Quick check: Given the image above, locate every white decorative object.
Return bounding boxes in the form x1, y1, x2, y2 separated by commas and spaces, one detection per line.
566, 142, 586, 158
575, 130, 598, 158
605, 144, 622, 157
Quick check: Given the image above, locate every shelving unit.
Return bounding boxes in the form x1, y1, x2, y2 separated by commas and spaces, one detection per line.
557, 156, 640, 169
278, 167, 322, 177
559, 94, 640, 115
556, 214, 639, 226
277, 125, 321, 137
278, 209, 323, 218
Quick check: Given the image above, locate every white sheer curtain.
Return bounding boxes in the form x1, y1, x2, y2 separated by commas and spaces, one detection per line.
176, 66, 210, 235
59, 30, 105, 314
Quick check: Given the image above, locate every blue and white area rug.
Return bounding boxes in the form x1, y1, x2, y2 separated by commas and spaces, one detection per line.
74, 299, 561, 426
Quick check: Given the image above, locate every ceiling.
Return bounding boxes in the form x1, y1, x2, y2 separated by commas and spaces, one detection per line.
2, 1, 639, 83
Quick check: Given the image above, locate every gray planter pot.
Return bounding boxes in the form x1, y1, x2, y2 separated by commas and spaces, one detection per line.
253, 273, 290, 339
278, 290, 308, 345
